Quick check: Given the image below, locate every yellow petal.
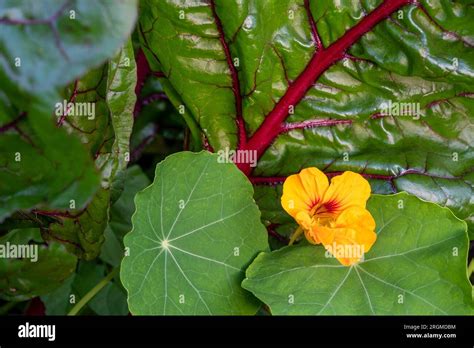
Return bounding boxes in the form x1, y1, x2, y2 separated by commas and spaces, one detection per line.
304, 228, 321, 245
315, 207, 376, 266
295, 211, 313, 231
281, 168, 329, 220
317, 171, 371, 218
295, 211, 321, 244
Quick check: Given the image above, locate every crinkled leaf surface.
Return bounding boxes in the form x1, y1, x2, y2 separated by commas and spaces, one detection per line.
41, 40, 136, 260
106, 39, 137, 190
0, 0, 137, 223
242, 193, 473, 315
121, 151, 268, 315
45, 189, 111, 260
139, 0, 474, 235
0, 228, 77, 301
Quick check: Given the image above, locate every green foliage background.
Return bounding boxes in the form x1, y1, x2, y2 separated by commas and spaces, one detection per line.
0, 0, 472, 316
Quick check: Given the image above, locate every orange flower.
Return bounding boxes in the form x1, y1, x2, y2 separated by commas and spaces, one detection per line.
281, 168, 376, 266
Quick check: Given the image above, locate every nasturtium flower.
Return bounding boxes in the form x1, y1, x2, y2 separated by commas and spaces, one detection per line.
281, 168, 377, 266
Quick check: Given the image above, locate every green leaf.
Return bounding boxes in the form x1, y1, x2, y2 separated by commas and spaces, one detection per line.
100, 165, 151, 267
100, 227, 124, 268
41, 274, 76, 315
121, 151, 268, 315
139, 0, 474, 236
56, 38, 136, 190
45, 189, 110, 260
41, 40, 137, 260
0, 105, 100, 223
42, 261, 128, 315
109, 166, 151, 238
242, 193, 473, 315
139, 0, 237, 150
106, 38, 137, 191
0, 228, 77, 301
131, 77, 198, 167
0, 0, 138, 223
73, 261, 127, 315
0, 0, 138, 103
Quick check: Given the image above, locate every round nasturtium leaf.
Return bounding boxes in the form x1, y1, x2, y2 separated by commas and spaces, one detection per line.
121, 151, 268, 315
242, 193, 473, 315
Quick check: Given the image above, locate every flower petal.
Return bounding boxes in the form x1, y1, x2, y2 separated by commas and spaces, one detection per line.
315, 207, 376, 266
318, 171, 371, 218
295, 211, 321, 244
304, 228, 321, 245
281, 168, 329, 220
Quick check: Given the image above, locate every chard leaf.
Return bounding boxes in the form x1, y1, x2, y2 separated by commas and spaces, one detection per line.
0, 106, 100, 222
0, 0, 138, 103
0, 228, 77, 301
139, 0, 474, 236
41, 40, 137, 260
0, 0, 138, 225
